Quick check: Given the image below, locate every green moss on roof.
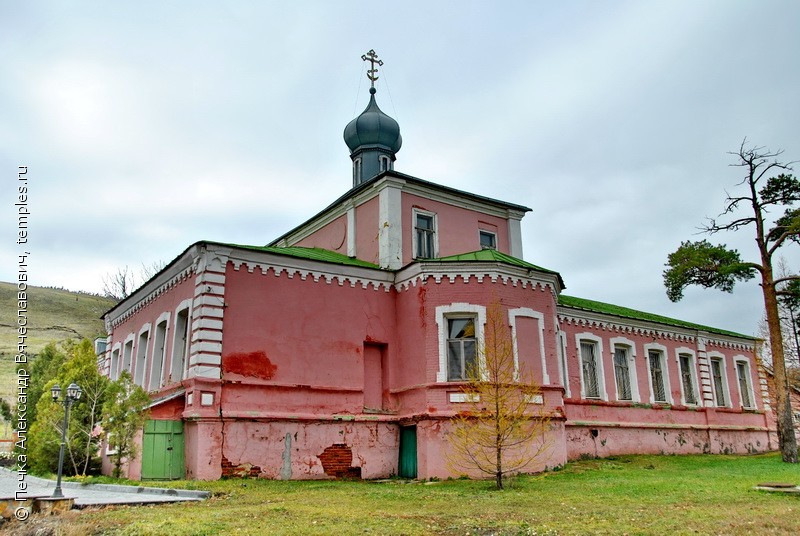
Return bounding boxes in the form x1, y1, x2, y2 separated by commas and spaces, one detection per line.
221, 243, 381, 269
558, 294, 753, 340
428, 249, 559, 275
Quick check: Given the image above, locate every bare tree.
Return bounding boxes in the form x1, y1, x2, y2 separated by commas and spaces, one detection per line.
102, 266, 134, 300
664, 139, 799, 462
102, 260, 167, 300
447, 300, 552, 489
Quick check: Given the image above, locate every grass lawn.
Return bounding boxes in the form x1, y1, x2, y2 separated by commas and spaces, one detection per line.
14, 453, 800, 535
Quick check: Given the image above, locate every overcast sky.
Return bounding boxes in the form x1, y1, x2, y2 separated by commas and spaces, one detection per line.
2, 1, 799, 337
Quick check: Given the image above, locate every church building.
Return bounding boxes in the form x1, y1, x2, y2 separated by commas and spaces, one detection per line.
99, 52, 775, 480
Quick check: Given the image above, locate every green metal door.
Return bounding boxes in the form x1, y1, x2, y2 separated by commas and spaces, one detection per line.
398, 426, 417, 478
141, 420, 185, 480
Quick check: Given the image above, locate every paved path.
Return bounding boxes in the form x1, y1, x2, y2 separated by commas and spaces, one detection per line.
0, 468, 208, 507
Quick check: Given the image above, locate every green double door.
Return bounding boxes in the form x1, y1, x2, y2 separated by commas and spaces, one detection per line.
141, 420, 185, 480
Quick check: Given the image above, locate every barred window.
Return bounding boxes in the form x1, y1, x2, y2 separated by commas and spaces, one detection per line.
736, 361, 754, 408
679, 354, 697, 405
648, 350, 667, 403
711, 358, 727, 406
580, 341, 600, 399
614, 347, 632, 401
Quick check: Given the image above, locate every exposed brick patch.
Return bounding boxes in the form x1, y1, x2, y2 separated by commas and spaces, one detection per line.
318, 443, 361, 479
221, 454, 262, 478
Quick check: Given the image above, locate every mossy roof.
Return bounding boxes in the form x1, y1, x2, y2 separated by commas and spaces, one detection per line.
423, 249, 565, 286
221, 243, 381, 269
557, 294, 754, 340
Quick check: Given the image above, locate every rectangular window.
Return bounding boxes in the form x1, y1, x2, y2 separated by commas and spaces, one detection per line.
447, 318, 476, 381
122, 340, 133, 375
171, 308, 190, 382
679, 354, 697, 405
479, 230, 496, 250
580, 341, 600, 399
711, 358, 727, 406
736, 362, 753, 408
134, 330, 149, 387
415, 214, 435, 259
613, 347, 632, 401
110, 348, 121, 380
648, 350, 667, 403
150, 320, 168, 391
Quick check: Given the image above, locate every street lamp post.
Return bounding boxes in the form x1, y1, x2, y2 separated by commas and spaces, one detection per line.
50, 382, 82, 499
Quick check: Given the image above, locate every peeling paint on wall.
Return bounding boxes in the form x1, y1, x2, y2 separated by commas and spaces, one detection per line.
222, 350, 278, 379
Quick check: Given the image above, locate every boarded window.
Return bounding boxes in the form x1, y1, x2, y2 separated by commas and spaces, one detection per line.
580, 341, 600, 398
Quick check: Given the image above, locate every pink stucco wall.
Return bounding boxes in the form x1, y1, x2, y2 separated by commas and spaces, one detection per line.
220, 264, 397, 406
220, 421, 398, 479
355, 196, 380, 265
294, 214, 348, 254
401, 192, 511, 264
288, 196, 382, 265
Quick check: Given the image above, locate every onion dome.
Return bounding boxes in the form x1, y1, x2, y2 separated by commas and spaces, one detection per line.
343, 87, 402, 155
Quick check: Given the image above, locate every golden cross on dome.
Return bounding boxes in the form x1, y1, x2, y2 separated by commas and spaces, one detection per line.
361, 49, 384, 89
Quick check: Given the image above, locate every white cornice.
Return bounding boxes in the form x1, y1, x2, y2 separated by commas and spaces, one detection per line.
105, 247, 199, 329
399, 179, 527, 219
227, 247, 395, 291
394, 262, 561, 295
557, 308, 754, 351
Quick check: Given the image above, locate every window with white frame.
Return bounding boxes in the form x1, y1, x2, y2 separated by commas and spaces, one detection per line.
479, 230, 496, 250
613, 345, 633, 401
353, 157, 362, 184
735, 359, 755, 409
580, 340, 601, 399
134, 327, 150, 387
709, 356, 728, 407
414, 211, 436, 259
122, 337, 134, 375
171, 305, 191, 382
149, 316, 169, 391
110, 344, 121, 380
447, 317, 477, 381
647, 349, 669, 403
379, 155, 391, 173
678, 352, 698, 405
436, 303, 485, 383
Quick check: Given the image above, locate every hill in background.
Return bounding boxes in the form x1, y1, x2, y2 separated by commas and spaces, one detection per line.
0, 281, 117, 405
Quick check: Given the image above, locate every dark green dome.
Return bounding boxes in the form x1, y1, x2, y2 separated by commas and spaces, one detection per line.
343, 88, 402, 154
